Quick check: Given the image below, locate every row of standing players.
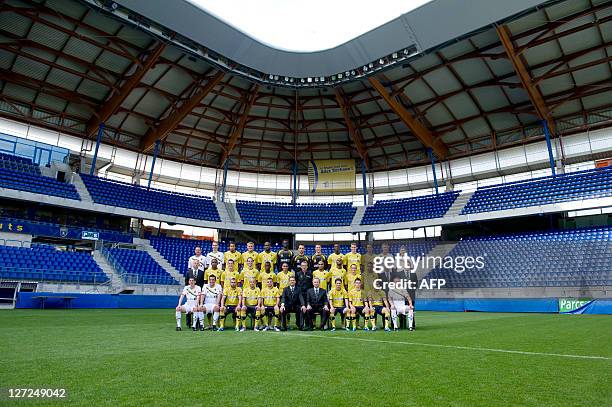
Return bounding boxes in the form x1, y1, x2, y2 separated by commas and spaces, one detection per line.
177, 239, 416, 331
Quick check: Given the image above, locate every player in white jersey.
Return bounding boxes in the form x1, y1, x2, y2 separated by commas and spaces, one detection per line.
388, 275, 414, 331
175, 277, 202, 331
205, 241, 224, 268
188, 246, 206, 272
201, 275, 222, 330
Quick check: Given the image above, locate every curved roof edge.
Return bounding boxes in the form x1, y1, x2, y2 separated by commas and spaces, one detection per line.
113, 0, 546, 78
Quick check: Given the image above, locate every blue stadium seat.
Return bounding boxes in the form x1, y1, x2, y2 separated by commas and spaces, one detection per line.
361, 192, 459, 225
0, 153, 80, 200
105, 248, 179, 285
80, 174, 220, 222
424, 226, 612, 288
235, 201, 357, 227
462, 166, 612, 214
0, 243, 108, 283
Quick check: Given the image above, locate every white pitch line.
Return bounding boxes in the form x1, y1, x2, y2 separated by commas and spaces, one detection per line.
289, 333, 611, 361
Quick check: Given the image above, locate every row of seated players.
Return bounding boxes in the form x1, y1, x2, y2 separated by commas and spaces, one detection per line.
176, 270, 415, 332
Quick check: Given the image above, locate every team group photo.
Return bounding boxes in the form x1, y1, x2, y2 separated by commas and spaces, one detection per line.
176, 240, 415, 332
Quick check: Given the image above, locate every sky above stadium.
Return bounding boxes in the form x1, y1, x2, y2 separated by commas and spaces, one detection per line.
187, 0, 432, 52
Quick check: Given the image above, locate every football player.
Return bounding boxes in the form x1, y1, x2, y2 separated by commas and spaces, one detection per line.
260, 277, 281, 331
348, 278, 370, 331
327, 277, 349, 331
241, 277, 263, 331
219, 277, 242, 331
175, 277, 201, 331
201, 274, 222, 330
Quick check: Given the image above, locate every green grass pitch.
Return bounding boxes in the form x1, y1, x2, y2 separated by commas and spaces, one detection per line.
0, 310, 610, 406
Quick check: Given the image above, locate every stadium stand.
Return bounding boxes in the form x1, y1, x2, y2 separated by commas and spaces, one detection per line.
0, 217, 133, 243
105, 247, 179, 285
80, 174, 221, 221
0, 152, 41, 174
0, 154, 80, 200
0, 243, 108, 283
361, 191, 459, 225
425, 227, 612, 288
236, 201, 357, 227
462, 167, 612, 214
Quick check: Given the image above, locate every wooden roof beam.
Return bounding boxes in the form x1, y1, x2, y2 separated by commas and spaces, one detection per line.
86, 42, 166, 138
497, 24, 555, 134
368, 76, 449, 159
219, 85, 259, 166
140, 70, 225, 152
334, 88, 370, 168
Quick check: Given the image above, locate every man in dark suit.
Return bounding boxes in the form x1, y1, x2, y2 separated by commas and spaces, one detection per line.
304, 277, 329, 330
184, 258, 205, 329
185, 258, 205, 287
280, 276, 304, 331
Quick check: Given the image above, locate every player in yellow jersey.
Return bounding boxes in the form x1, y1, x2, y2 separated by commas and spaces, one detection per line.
348, 278, 370, 331
329, 257, 346, 289
258, 261, 277, 288
204, 258, 222, 284
345, 242, 362, 272
240, 278, 262, 331
219, 277, 242, 331
241, 241, 259, 270
367, 289, 391, 332
220, 259, 240, 288
224, 242, 241, 269
260, 277, 281, 331
239, 257, 259, 288
257, 241, 277, 271
327, 278, 349, 331
344, 263, 362, 291
327, 243, 346, 268
312, 260, 330, 291
277, 262, 294, 293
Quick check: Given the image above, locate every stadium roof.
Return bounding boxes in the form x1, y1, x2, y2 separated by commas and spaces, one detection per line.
0, 0, 610, 174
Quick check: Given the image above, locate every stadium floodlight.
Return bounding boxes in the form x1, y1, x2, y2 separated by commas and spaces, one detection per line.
363, 65, 368, 71
307, 77, 313, 83
379, 58, 385, 65
319, 77, 324, 82
269, 74, 274, 80
300, 78, 305, 83
314, 77, 319, 82
392, 52, 398, 59
284, 77, 290, 82
331, 75, 336, 80
274, 75, 279, 80
350, 70, 355, 76
368, 62, 374, 68
337, 73, 343, 79
290, 78, 294, 83
345, 71, 350, 77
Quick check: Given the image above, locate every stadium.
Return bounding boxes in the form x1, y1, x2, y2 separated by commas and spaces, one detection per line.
0, 0, 610, 404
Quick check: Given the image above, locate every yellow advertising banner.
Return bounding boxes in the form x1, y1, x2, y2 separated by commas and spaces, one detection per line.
308, 159, 356, 192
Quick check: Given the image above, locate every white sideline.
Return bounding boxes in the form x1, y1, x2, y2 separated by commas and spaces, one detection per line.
289, 333, 611, 361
